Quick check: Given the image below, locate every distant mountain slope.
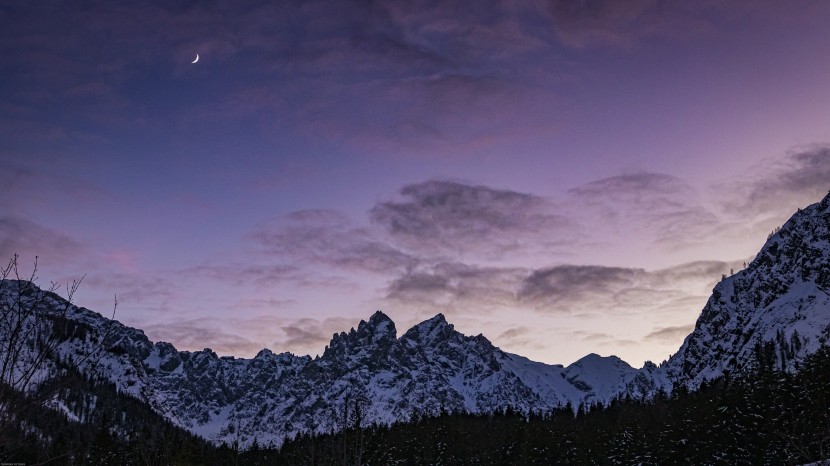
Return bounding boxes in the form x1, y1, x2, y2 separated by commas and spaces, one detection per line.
0, 281, 653, 447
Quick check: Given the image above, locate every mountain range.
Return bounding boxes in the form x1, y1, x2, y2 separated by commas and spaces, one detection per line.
3, 191, 829, 448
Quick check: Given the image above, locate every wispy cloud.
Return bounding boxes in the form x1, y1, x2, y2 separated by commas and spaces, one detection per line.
185, 264, 301, 288
1, 0, 562, 155
252, 210, 417, 275
371, 180, 581, 260
279, 316, 358, 352
0, 160, 112, 213
720, 146, 830, 219
83, 271, 179, 316
0, 216, 86, 265
497, 326, 531, 341
582, 332, 615, 342
568, 171, 720, 250
384, 258, 738, 319
545, 0, 722, 48
519, 265, 646, 311
139, 312, 353, 358
142, 313, 385, 358
386, 262, 525, 310
143, 317, 264, 357
644, 324, 695, 343
543, 0, 811, 50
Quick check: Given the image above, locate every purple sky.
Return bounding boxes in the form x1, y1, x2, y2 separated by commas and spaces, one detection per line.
3, 0, 830, 366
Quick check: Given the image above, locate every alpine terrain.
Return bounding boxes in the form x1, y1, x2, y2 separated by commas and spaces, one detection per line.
1, 191, 829, 449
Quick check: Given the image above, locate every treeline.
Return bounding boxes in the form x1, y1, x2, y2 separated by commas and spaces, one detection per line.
255, 344, 830, 465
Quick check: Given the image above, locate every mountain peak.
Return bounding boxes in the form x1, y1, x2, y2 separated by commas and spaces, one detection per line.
414, 313, 452, 335
357, 310, 396, 339
399, 313, 455, 347
423, 313, 447, 326
368, 310, 393, 325
571, 353, 625, 368
321, 311, 397, 362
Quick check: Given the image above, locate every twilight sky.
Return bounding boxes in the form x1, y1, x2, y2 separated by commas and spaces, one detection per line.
3, 0, 830, 367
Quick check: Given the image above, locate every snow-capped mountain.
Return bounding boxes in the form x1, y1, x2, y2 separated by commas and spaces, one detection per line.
664, 191, 830, 389
2, 281, 639, 445
3, 190, 829, 447
0, 281, 653, 447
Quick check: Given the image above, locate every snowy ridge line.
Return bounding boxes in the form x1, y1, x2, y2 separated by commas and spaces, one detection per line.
0, 283, 665, 447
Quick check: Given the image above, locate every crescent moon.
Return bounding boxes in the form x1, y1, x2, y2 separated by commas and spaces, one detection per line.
191, 54, 199, 64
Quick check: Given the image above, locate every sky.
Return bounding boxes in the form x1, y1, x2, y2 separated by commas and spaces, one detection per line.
2, 0, 830, 367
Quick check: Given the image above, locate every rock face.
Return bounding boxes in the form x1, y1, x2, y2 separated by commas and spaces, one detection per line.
664, 191, 830, 389
3, 191, 829, 447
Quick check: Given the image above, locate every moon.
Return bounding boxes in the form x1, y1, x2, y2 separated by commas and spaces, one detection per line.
191, 54, 199, 64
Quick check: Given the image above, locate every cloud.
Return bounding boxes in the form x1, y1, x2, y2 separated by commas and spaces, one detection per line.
720, 146, 830, 219
5, 0, 577, 158
497, 326, 531, 341
143, 318, 265, 357
386, 262, 525, 310
519, 265, 645, 310
0, 216, 87, 265
371, 180, 581, 260
279, 317, 356, 352
544, 0, 750, 49
83, 272, 179, 316
0, 163, 37, 210
141, 313, 357, 358
644, 324, 695, 343
567, 330, 641, 351
384, 257, 737, 319
0, 160, 112, 214
252, 210, 417, 275
575, 331, 616, 342
519, 260, 745, 315
186, 264, 301, 288
233, 297, 297, 311
651, 260, 746, 286
491, 325, 550, 351
568, 171, 721, 249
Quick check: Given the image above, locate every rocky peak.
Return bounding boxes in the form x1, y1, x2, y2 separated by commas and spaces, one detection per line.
319, 312, 398, 371
473, 333, 494, 350
358, 310, 397, 340
401, 313, 454, 345
821, 190, 830, 210
368, 309, 392, 325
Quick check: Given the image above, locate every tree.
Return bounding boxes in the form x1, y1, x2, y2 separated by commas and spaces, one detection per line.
0, 254, 115, 460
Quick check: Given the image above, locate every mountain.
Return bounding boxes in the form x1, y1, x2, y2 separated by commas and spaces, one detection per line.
664, 191, 830, 389
3, 190, 829, 448
0, 282, 655, 447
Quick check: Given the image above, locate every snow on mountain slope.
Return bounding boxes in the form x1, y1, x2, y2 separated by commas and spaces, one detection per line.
664, 191, 830, 389
0, 286, 650, 446
561, 353, 640, 405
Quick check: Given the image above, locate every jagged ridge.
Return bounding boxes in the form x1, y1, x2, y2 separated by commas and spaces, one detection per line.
0, 285, 657, 447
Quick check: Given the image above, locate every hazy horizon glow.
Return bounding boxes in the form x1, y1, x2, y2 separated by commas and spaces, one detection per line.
3, 0, 830, 367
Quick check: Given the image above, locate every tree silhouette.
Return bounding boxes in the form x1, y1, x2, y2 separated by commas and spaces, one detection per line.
0, 254, 116, 461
